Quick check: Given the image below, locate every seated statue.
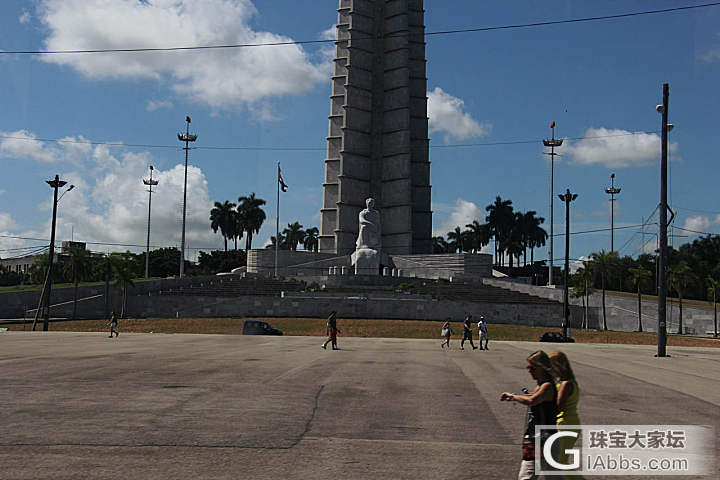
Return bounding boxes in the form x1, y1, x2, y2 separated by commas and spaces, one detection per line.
356, 198, 381, 250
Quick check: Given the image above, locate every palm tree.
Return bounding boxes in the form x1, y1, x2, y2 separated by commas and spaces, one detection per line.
528, 217, 548, 265
267, 233, 288, 250
485, 196, 514, 266
432, 236, 450, 254
446, 226, 466, 253
519, 211, 541, 266
590, 249, 618, 330
629, 266, 652, 332
668, 262, 692, 334
63, 247, 93, 320
707, 276, 720, 338
228, 210, 244, 250
112, 254, 136, 318
209, 200, 236, 252
282, 221, 305, 251
238, 193, 267, 251
465, 220, 490, 253
571, 264, 594, 329
303, 226, 319, 252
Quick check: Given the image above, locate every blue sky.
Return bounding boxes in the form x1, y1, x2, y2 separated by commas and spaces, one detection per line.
1, 0, 719, 267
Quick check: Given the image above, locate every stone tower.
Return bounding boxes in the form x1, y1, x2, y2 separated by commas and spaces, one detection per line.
319, 0, 432, 256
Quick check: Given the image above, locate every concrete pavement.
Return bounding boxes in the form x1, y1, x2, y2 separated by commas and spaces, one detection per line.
0, 332, 717, 479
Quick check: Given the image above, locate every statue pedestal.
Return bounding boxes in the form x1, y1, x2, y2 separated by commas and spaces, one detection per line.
351, 248, 380, 275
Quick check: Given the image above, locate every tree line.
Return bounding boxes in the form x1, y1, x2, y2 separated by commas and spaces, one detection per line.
571, 234, 720, 333
432, 196, 548, 267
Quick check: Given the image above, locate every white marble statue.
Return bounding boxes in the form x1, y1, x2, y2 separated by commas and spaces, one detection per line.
351, 198, 383, 275
356, 198, 381, 250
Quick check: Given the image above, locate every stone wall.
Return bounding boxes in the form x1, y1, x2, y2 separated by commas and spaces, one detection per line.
34, 291, 586, 330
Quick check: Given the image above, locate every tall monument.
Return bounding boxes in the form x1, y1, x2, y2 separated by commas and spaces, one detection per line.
319, 0, 432, 256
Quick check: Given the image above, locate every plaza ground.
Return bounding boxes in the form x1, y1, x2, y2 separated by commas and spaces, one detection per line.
0, 332, 717, 479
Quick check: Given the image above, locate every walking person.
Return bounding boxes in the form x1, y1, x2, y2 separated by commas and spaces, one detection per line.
321, 311, 340, 350
549, 351, 586, 478
500, 350, 558, 480
460, 314, 477, 350
440, 318, 452, 349
477, 316, 489, 350
108, 311, 119, 338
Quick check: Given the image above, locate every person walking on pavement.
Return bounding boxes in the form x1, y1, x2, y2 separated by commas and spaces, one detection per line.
477, 316, 489, 350
460, 314, 478, 350
321, 311, 340, 350
440, 318, 452, 349
108, 311, 119, 338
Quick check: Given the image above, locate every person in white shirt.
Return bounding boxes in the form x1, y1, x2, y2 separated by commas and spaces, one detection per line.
477, 316, 489, 350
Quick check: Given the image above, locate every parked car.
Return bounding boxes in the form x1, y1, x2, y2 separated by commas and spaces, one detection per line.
539, 331, 575, 343
242, 320, 283, 336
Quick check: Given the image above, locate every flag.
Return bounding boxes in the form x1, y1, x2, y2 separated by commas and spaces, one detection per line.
278, 165, 288, 192
550, 121, 555, 128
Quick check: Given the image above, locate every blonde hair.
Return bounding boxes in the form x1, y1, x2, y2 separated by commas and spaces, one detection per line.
527, 350, 554, 380
549, 351, 576, 383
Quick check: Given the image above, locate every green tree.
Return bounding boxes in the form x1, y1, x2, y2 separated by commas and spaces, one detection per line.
465, 220, 490, 254
237, 193, 266, 251
590, 249, 619, 330
707, 276, 720, 338
668, 262, 693, 334
111, 253, 136, 318
446, 226, 466, 253
63, 247, 93, 320
432, 236, 450, 254
528, 215, 548, 266
210, 200, 236, 252
282, 221, 305, 251
629, 266, 652, 332
303, 226, 319, 252
485, 196, 514, 266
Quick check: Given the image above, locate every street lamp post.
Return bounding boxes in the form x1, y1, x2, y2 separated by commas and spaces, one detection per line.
605, 173, 621, 252
657, 83, 670, 357
143, 165, 159, 279
177, 116, 197, 278
543, 121, 563, 286
42, 175, 73, 331
558, 188, 578, 338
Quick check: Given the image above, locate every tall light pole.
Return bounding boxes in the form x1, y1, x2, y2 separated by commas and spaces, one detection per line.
543, 121, 563, 285
657, 83, 670, 357
143, 165, 158, 279
42, 175, 73, 331
177, 116, 197, 278
558, 188, 578, 338
605, 173, 621, 252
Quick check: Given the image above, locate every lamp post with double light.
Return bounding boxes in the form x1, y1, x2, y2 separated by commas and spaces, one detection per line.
558, 188, 578, 338
177, 116, 197, 277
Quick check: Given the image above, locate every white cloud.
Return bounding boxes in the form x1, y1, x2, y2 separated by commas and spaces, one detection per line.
19, 10, 31, 24
0, 130, 95, 165
0, 213, 17, 231
683, 215, 711, 233
562, 128, 678, 168
434, 198, 483, 236
36, 0, 326, 113
428, 87, 489, 143
146, 99, 173, 112
0, 129, 222, 258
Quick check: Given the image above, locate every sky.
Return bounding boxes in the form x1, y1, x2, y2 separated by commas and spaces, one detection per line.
1, 0, 719, 269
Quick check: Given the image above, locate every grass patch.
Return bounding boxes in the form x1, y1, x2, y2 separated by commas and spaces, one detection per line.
6, 317, 719, 348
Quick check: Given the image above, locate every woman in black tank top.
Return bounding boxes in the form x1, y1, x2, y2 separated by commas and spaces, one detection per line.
500, 350, 557, 480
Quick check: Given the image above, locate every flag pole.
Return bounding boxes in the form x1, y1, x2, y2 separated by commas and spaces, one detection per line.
275, 162, 280, 278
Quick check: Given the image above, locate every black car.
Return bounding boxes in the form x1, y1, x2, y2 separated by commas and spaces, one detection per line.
539, 331, 575, 343
242, 320, 283, 336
